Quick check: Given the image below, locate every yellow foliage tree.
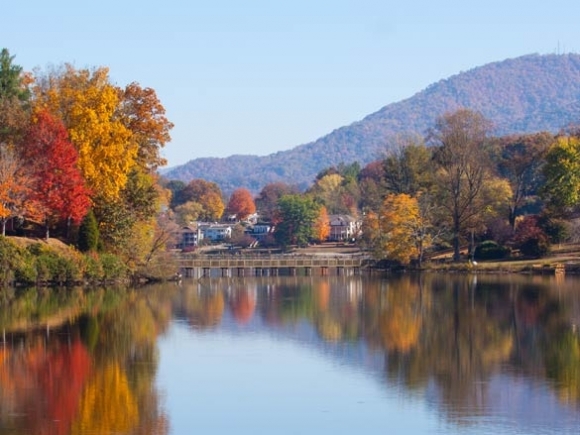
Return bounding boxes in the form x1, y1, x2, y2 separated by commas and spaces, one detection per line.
379, 193, 422, 265
33, 65, 137, 201
200, 190, 225, 221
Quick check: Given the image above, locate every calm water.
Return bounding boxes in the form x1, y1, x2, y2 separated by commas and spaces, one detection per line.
1, 274, 579, 434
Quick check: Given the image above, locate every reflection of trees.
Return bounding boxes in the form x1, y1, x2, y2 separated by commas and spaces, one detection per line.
378, 278, 423, 353
0, 285, 173, 435
229, 287, 256, 325
0, 333, 91, 435
72, 362, 138, 434
176, 284, 224, 329
544, 331, 580, 404
395, 276, 515, 417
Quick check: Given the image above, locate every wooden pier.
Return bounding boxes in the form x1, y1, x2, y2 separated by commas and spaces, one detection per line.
177, 254, 367, 278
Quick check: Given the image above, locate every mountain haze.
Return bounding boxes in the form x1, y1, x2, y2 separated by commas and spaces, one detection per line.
165, 53, 580, 193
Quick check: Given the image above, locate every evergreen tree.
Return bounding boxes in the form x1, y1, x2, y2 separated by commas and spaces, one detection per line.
78, 209, 99, 252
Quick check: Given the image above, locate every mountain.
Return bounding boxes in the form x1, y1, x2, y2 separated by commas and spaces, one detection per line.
164, 53, 580, 194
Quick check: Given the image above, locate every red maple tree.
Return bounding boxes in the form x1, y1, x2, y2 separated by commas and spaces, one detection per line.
23, 110, 91, 238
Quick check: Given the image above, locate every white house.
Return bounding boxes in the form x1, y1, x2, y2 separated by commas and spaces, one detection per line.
328, 215, 361, 241
200, 223, 233, 241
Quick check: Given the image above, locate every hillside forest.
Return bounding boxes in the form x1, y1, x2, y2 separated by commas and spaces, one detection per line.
2, 48, 580, 284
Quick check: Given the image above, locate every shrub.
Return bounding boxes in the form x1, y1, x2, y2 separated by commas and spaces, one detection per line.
100, 253, 128, 281
513, 216, 550, 258
82, 252, 104, 281
474, 240, 511, 260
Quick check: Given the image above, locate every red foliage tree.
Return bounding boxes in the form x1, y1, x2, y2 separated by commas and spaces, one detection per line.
23, 110, 91, 238
226, 188, 256, 221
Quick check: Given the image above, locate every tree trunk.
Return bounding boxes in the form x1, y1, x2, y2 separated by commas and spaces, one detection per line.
453, 216, 461, 262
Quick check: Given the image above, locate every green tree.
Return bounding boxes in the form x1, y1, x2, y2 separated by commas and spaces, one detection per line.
383, 135, 433, 196
0, 48, 30, 147
78, 209, 99, 252
275, 195, 319, 247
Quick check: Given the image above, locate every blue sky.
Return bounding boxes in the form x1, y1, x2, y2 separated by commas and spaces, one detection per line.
3, 0, 580, 167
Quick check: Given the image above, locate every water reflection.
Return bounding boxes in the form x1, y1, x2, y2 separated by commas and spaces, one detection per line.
0, 274, 579, 434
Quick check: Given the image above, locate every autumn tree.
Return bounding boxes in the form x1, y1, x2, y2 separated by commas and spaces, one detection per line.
255, 182, 299, 221
312, 206, 330, 242
541, 135, 580, 214
492, 132, 552, 230
358, 160, 386, 212
431, 109, 493, 261
174, 201, 203, 225
225, 188, 256, 221
94, 169, 161, 265
177, 179, 224, 221
376, 194, 422, 265
0, 143, 35, 235
119, 82, 173, 171
22, 110, 91, 239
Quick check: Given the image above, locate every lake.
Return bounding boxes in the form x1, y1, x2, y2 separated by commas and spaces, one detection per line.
0, 273, 579, 434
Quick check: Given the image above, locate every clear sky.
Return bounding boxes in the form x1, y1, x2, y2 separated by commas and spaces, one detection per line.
3, 0, 580, 168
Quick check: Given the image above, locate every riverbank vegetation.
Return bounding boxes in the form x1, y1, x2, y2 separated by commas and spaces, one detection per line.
0, 49, 177, 283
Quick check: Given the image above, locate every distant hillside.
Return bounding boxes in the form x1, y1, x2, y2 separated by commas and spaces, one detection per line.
164, 53, 580, 194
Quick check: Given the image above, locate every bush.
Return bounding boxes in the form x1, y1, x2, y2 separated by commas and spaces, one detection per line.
82, 252, 104, 281
513, 215, 550, 258
100, 253, 128, 281
474, 240, 511, 260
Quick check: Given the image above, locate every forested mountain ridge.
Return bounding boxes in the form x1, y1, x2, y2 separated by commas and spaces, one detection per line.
165, 53, 580, 193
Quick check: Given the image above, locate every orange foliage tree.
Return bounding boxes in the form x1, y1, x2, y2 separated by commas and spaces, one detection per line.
225, 188, 256, 221
312, 205, 330, 242
119, 82, 174, 171
0, 144, 35, 235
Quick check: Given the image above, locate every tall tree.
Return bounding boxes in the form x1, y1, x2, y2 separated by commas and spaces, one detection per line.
225, 188, 256, 221
492, 132, 552, 229
376, 194, 422, 265
383, 135, 433, 196
431, 109, 492, 261
0, 48, 30, 147
312, 206, 330, 242
22, 110, 91, 239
